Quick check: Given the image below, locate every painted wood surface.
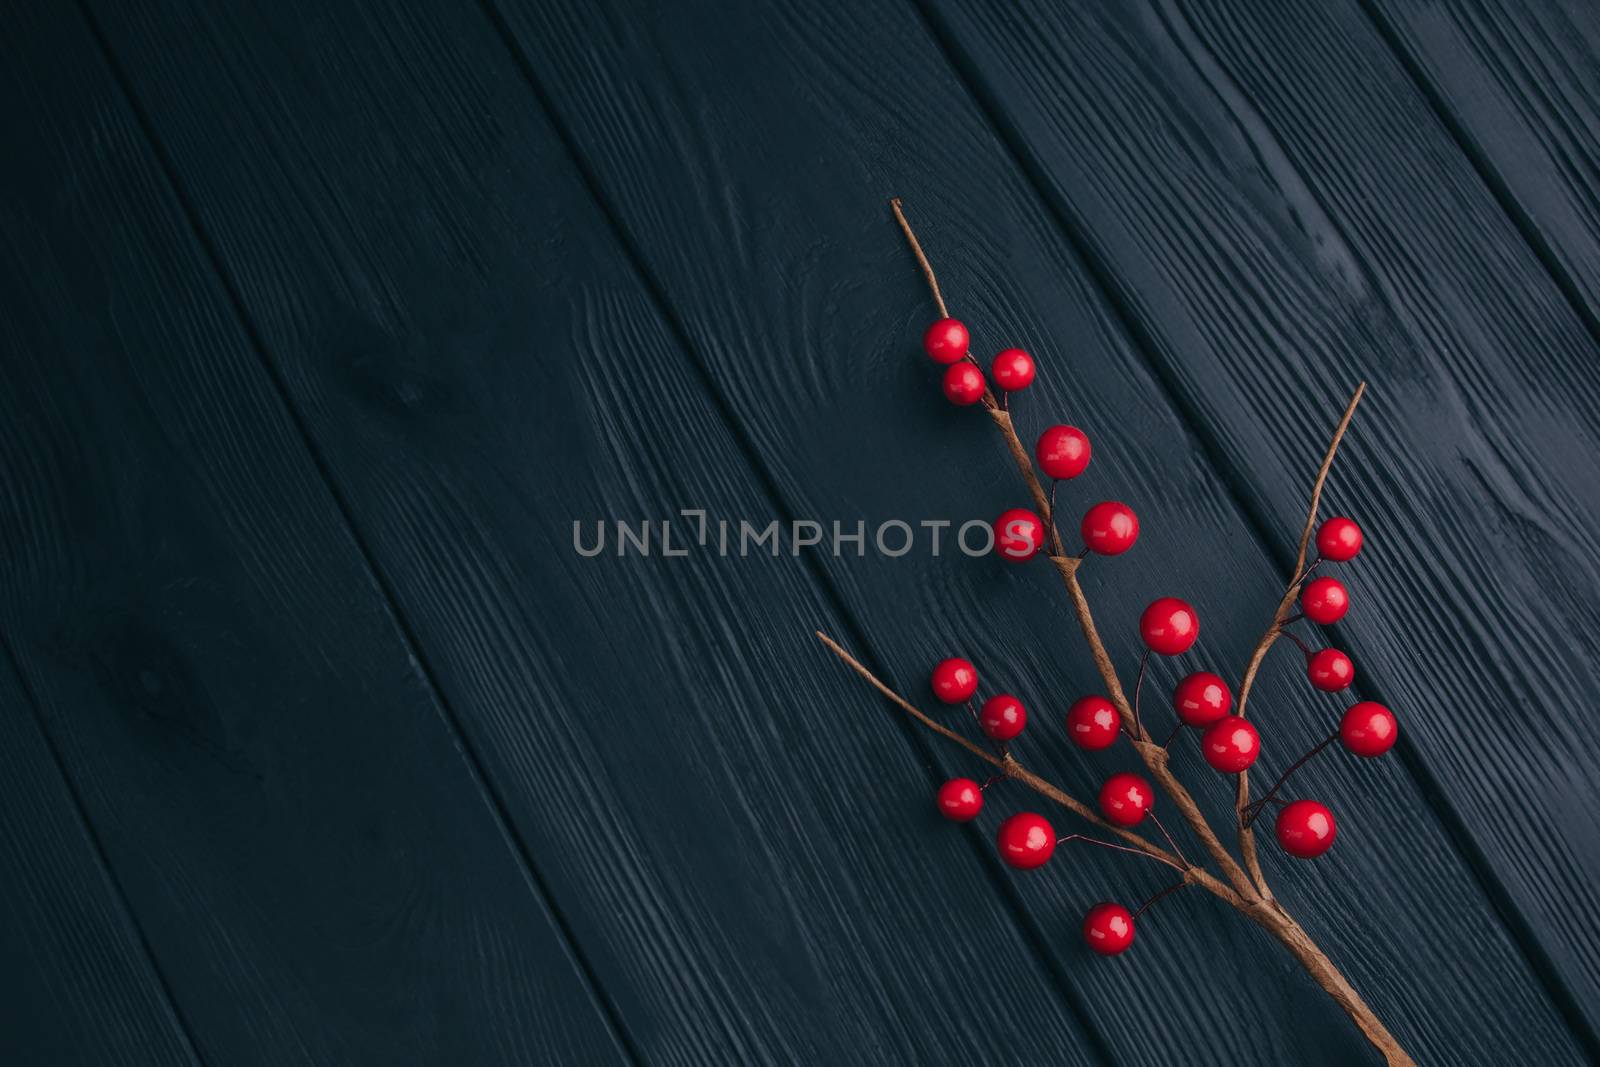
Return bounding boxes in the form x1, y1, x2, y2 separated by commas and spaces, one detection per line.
2, 0, 1597, 1063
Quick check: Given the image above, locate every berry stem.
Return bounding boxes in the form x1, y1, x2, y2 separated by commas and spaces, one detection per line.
1060, 833, 1187, 874
1161, 722, 1183, 750
1279, 628, 1314, 657
1147, 809, 1188, 867
1132, 649, 1151, 741
1242, 730, 1340, 829
1133, 880, 1189, 920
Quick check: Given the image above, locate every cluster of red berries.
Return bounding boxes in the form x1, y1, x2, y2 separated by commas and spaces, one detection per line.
922, 316, 1398, 953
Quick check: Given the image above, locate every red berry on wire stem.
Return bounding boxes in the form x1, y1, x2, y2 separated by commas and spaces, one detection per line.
1340, 701, 1397, 757
980, 694, 1028, 741
1173, 671, 1232, 727
922, 318, 969, 364
1316, 517, 1363, 561
1036, 425, 1091, 480
1301, 577, 1350, 625
991, 348, 1036, 391
994, 508, 1045, 563
942, 362, 985, 406
1066, 695, 1121, 750
1083, 902, 1136, 956
997, 812, 1056, 869
1276, 799, 1338, 858
936, 778, 984, 822
1201, 715, 1260, 772
1307, 648, 1354, 692
931, 657, 978, 704
1081, 501, 1139, 555
1140, 597, 1199, 656
1097, 772, 1154, 827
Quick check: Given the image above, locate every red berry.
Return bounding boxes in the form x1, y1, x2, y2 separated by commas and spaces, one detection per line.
980, 694, 1028, 741
1066, 696, 1121, 750
1316, 517, 1363, 561
994, 508, 1045, 563
1301, 576, 1349, 625
1097, 773, 1153, 827
931, 657, 978, 704
1201, 715, 1260, 772
1307, 648, 1354, 692
942, 363, 986, 406
1081, 501, 1139, 556
923, 318, 969, 364
1275, 799, 1337, 858
991, 348, 1036, 391
1036, 425, 1091, 480
1082, 902, 1135, 956
1340, 701, 1397, 757
936, 778, 984, 822
1140, 597, 1199, 656
1173, 671, 1232, 727
997, 812, 1056, 869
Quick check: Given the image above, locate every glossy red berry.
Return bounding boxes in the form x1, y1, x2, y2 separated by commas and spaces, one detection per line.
1097, 773, 1153, 827
1035, 425, 1091, 480
1173, 671, 1232, 727
991, 348, 1036, 391
936, 778, 984, 822
1081, 501, 1139, 556
994, 508, 1045, 563
931, 657, 978, 704
1201, 715, 1260, 772
1316, 517, 1363, 561
1275, 800, 1337, 858
980, 694, 1027, 741
1066, 696, 1121, 750
923, 318, 969, 364
1340, 701, 1398, 757
942, 362, 986, 406
1301, 577, 1349, 625
997, 812, 1056, 869
1140, 597, 1199, 656
1082, 902, 1135, 956
1307, 648, 1354, 692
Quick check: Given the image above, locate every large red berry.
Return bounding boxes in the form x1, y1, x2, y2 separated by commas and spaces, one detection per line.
1307, 648, 1354, 692
931, 657, 978, 704
1066, 696, 1121, 750
994, 508, 1045, 563
1036, 425, 1091, 480
1340, 701, 1397, 757
1140, 597, 1199, 656
1301, 577, 1349, 625
1098, 773, 1153, 827
991, 348, 1036, 391
980, 694, 1027, 741
1316, 517, 1363, 561
1082, 902, 1135, 956
1201, 715, 1260, 772
936, 778, 984, 822
1276, 800, 1337, 858
997, 812, 1056, 869
1173, 671, 1232, 727
923, 318, 969, 364
1081, 501, 1139, 555
942, 363, 986, 406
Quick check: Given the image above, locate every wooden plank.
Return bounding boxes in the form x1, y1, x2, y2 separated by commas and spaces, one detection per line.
474, 0, 1587, 1062
919, 0, 1600, 1051
1362, 0, 1600, 333
75, 0, 1108, 1063
0, 6, 628, 1064
0, 655, 198, 1065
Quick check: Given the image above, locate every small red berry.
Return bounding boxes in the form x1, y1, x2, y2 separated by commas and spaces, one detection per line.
1097, 773, 1153, 827
1301, 577, 1349, 625
994, 508, 1045, 563
1082, 902, 1135, 956
991, 348, 1036, 391
1201, 715, 1260, 772
931, 657, 978, 704
1340, 701, 1398, 757
1081, 501, 1139, 556
997, 812, 1056, 869
1140, 597, 1199, 656
1173, 671, 1232, 727
1307, 648, 1354, 692
942, 363, 986, 406
1035, 425, 1091, 480
1275, 800, 1337, 858
936, 778, 984, 822
1066, 696, 1121, 750
980, 694, 1028, 741
922, 318, 969, 364
1316, 517, 1363, 561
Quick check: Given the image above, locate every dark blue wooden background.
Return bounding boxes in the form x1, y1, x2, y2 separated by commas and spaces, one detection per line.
3, 0, 1599, 1063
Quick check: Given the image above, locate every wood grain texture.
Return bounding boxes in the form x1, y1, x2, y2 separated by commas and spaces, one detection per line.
481, 0, 1585, 1061
0, 5, 627, 1064
921, 0, 1600, 1051
76, 0, 1108, 1062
